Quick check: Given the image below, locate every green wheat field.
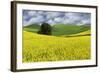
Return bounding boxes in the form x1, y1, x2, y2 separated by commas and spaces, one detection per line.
22, 24, 91, 63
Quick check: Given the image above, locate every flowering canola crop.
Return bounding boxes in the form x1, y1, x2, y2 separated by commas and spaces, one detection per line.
23, 31, 91, 62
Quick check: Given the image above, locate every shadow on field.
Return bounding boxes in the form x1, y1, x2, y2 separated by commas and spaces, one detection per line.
65, 34, 91, 37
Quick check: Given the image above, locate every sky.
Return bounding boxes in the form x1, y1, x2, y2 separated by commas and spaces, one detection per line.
22, 10, 91, 26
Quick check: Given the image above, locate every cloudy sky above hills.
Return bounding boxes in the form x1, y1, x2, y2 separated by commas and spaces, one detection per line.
22, 10, 91, 26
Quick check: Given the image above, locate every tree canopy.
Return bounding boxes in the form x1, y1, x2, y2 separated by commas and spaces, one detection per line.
38, 23, 52, 35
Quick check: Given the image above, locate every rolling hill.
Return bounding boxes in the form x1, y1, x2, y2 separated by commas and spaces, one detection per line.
24, 24, 40, 33
24, 24, 90, 36
23, 24, 91, 62
52, 24, 90, 36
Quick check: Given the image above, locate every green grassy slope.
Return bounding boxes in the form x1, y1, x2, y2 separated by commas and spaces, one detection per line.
24, 24, 40, 33
24, 24, 90, 36
52, 24, 90, 36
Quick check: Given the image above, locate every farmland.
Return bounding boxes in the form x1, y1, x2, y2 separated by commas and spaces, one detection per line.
23, 24, 91, 62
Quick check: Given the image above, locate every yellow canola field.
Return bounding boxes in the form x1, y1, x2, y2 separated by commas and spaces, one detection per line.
23, 31, 91, 62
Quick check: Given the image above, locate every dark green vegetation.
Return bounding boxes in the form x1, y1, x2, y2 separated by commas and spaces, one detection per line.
24, 24, 90, 36
38, 23, 52, 35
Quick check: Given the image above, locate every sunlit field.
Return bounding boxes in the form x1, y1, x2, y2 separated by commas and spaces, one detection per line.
22, 10, 91, 63
23, 30, 91, 62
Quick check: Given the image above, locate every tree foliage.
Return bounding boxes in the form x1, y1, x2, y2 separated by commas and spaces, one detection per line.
38, 23, 52, 35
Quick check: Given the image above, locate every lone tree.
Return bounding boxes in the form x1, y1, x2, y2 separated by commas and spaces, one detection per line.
38, 23, 52, 35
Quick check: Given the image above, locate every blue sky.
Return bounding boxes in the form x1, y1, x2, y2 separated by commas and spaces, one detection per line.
22, 10, 91, 26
